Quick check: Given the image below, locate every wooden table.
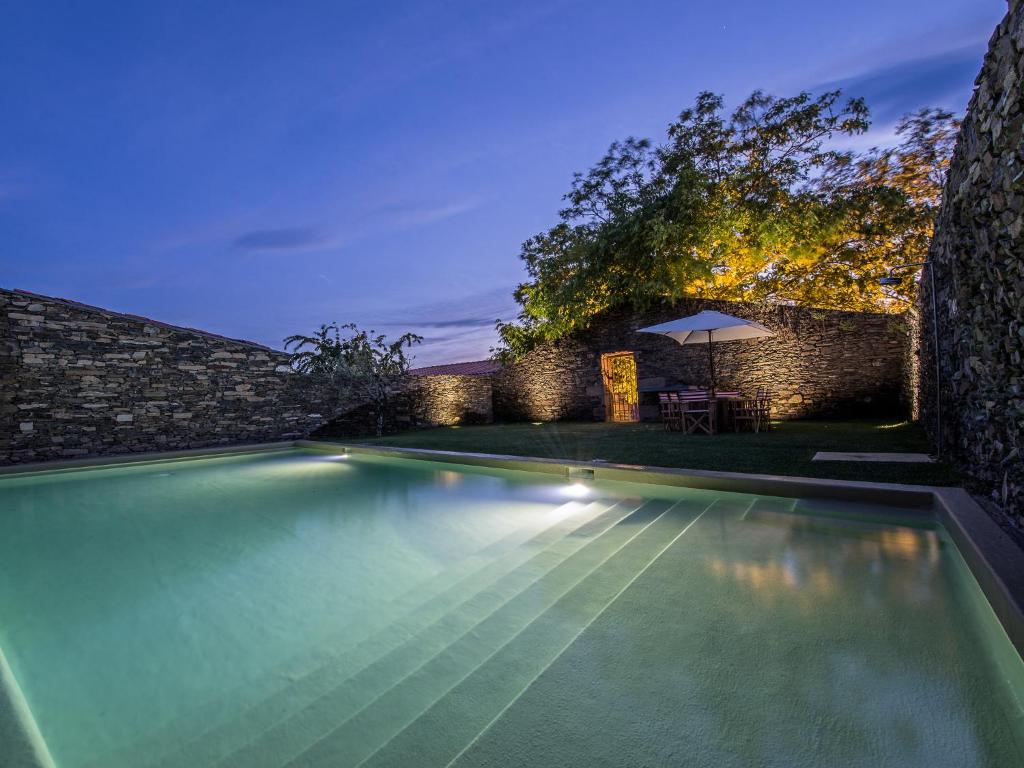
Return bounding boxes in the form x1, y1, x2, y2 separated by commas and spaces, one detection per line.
656, 391, 744, 435
707, 395, 744, 434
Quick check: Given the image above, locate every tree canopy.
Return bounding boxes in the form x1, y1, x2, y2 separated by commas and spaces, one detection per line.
496, 90, 958, 359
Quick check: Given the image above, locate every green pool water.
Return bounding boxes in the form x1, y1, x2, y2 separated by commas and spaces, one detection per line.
0, 448, 1022, 768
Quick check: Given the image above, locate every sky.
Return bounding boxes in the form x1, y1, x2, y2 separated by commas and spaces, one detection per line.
0, 0, 1007, 366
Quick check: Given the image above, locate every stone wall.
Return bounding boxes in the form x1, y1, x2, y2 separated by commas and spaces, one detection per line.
310, 375, 494, 438
409, 374, 493, 426
0, 289, 336, 464
921, 0, 1024, 518
493, 300, 908, 423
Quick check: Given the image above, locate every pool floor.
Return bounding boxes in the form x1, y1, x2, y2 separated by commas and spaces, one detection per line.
0, 449, 1022, 767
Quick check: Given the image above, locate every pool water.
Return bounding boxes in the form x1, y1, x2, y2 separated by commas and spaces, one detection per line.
0, 448, 1022, 768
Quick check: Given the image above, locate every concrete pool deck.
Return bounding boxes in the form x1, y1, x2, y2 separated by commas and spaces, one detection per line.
812, 451, 935, 463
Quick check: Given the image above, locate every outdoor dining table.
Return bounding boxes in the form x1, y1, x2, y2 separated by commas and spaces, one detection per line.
656, 390, 745, 435
707, 394, 745, 434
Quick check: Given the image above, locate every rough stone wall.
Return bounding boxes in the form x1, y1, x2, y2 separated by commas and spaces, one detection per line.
0, 301, 17, 462
922, 0, 1024, 517
409, 374, 493, 426
0, 289, 336, 464
310, 375, 493, 437
494, 300, 908, 423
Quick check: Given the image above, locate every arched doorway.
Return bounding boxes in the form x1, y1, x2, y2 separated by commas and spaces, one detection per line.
600, 351, 639, 422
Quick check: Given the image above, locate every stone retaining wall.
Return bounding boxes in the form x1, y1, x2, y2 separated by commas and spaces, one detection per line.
922, 0, 1024, 517
0, 289, 336, 465
409, 374, 493, 426
493, 300, 908, 423
310, 375, 494, 438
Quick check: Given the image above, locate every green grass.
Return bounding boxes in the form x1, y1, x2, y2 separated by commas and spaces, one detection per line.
347, 419, 958, 486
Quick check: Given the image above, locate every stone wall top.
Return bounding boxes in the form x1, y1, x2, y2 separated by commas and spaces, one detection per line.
2, 288, 277, 353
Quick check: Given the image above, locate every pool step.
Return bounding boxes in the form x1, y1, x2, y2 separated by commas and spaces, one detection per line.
383, 500, 608, 613
98, 500, 618, 768
279, 497, 717, 768
213, 499, 681, 768
136, 498, 639, 768
364, 497, 753, 768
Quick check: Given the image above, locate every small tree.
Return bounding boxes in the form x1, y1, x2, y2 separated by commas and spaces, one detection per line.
285, 323, 422, 436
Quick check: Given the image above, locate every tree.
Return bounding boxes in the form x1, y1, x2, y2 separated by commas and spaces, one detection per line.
496, 91, 958, 359
754, 107, 958, 310
285, 323, 422, 436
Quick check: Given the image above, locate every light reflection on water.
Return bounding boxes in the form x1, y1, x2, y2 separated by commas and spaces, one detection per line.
704, 519, 943, 604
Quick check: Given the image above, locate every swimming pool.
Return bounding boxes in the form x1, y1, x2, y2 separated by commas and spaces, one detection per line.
1, 447, 1022, 768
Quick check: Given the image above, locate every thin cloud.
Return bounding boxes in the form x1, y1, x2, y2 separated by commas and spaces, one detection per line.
819, 45, 984, 125
362, 285, 520, 364
232, 227, 326, 252
410, 317, 496, 329
368, 286, 518, 329
366, 197, 484, 229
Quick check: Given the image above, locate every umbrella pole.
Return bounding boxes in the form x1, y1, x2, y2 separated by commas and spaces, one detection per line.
707, 330, 716, 395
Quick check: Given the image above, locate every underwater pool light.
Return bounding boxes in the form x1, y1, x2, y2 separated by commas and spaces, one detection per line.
561, 482, 590, 498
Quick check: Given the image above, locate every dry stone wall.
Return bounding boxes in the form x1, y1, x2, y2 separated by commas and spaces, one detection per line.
921, 0, 1024, 517
310, 375, 494, 438
0, 289, 336, 464
410, 374, 493, 426
493, 300, 908, 423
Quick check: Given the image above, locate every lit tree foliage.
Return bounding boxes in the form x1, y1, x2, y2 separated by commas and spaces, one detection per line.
285, 323, 422, 436
496, 90, 958, 359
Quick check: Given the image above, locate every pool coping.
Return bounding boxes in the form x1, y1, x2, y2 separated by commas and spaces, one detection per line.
0, 442, 296, 478
2, 440, 1022, 660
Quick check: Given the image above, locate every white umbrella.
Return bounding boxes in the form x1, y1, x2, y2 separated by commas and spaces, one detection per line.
637, 310, 775, 393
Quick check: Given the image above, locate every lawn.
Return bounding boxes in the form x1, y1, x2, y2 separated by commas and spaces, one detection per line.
347, 419, 957, 486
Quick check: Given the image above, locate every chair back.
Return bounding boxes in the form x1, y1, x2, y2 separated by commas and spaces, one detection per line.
678, 391, 707, 400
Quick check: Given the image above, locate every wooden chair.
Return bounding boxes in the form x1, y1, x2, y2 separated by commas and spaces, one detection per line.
658, 392, 682, 431
678, 392, 714, 435
731, 397, 760, 432
755, 387, 772, 431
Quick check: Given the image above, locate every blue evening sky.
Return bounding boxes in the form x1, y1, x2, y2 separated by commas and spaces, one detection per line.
0, 1, 1005, 365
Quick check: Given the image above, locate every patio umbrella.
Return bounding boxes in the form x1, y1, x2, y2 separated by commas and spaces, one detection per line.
637, 310, 775, 394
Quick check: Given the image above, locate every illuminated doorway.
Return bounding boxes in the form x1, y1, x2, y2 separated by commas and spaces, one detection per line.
600, 351, 639, 423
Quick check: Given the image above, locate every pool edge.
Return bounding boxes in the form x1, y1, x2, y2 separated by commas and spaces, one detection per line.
934, 488, 1024, 655
0, 442, 295, 478
302, 442, 937, 507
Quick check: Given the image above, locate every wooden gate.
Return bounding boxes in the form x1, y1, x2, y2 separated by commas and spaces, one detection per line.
600, 352, 639, 423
